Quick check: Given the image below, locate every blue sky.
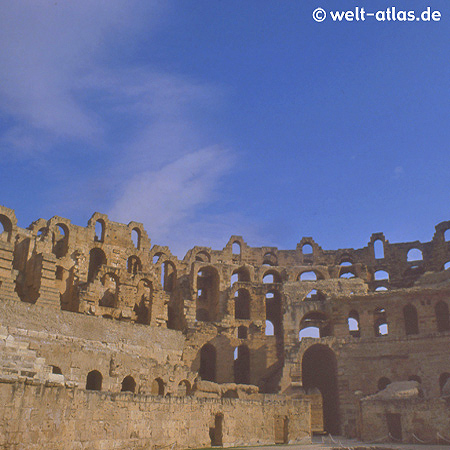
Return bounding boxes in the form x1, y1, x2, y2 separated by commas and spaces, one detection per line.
1, 0, 449, 256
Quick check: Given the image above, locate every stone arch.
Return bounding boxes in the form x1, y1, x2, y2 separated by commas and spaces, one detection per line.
161, 260, 177, 292
234, 345, 250, 384
262, 251, 277, 266
195, 250, 211, 263
199, 343, 216, 382
234, 288, 250, 320
94, 219, 105, 242
435, 301, 450, 332
52, 223, 69, 258
403, 304, 419, 335
302, 344, 339, 434
86, 370, 102, 391
299, 311, 331, 339
0, 214, 13, 242
134, 279, 152, 324
374, 307, 388, 336
262, 269, 281, 283
99, 272, 119, 308
348, 310, 360, 337
266, 290, 282, 337
177, 379, 191, 396
231, 266, 251, 283
151, 378, 165, 396
196, 266, 220, 322
131, 227, 141, 249
407, 248, 423, 262
88, 248, 107, 282
121, 375, 136, 393
127, 255, 142, 274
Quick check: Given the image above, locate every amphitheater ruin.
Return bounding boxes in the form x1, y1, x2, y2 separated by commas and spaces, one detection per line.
0, 203, 450, 449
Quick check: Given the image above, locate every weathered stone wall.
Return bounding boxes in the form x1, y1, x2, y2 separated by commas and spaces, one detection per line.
0, 379, 310, 450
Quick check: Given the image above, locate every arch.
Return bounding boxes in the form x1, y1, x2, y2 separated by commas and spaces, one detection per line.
51, 365, 62, 375
266, 290, 282, 337
375, 286, 388, 292
152, 252, 165, 264
134, 279, 152, 324
195, 251, 211, 263
339, 271, 355, 279
403, 304, 419, 335
263, 251, 277, 266
231, 266, 251, 283
302, 244, 313, 255
377, 377, 391, 391
131, 227, 141, 249
445, 229, 450, 242
374, 270, 389, 281
52, 223, 69, 258
177, 380, 191, 396
99, 272, 118, 307
263, 270, 281, 283
374, 308, 388, 336
302, 344, 339, 434
121, 375, 136, 393
196, 266, 220, 322
0, 214, 13, 242
407, 248, 423, 262
234, 289, 250, 320
161, 260, 176, 292
199, 344, 216, 382
234, 345, 250, 384
265, 320, 274, 336
151, 378, 165, 396
348, 310, 360, 337
374, 239, 384, 259
88, 248, 107, 282
86, 370, 102, 391
299, 271, 317, 281
300, 311, 331, 339
232, 241, 241, 255
443, 261, 450, 270
237, 325, 247, 339
127, 255, 142, 274
435, 301, 450, 332
211, 413, 223, 447
304, 289, 326, 301
94, 219, 105, 242
439, 372, 450, 394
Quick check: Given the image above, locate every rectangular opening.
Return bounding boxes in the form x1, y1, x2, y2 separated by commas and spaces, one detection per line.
386, 413, 402, 442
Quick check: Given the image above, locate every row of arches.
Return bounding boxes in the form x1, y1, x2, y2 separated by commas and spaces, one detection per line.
84, 370, 192, 396
299, 301, 450, 341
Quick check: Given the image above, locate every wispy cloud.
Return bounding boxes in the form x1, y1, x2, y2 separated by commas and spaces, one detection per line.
0, 1, 244, 256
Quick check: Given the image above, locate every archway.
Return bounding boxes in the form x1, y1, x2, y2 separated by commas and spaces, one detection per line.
302, 344, 339, 434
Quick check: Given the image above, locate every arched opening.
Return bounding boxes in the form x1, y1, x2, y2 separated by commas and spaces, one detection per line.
177, 380, 191, 396
121, 375, 136, 393
210, 414, 223, 447
127, 255, 142, 274
375, 286, 388, 292
265, 320, 274, 336
374, 240, 384, 259
348, 310, 360, 337
263, 252, 277, 266
234, 345, 250, 384
407, 248, 423, 262
339, 259, 353, 267
237, 325, 247, 339
302, 344, 339, 434
0, 215, 12, 242
86, 370, 102, 391
435, 301, 450, 332
199, 344, 216, 382
94, 219, 105, 242
299, 271, 317, 281
196, 267, 220, 322
374, 270, 389, 281
403, 304, 419, 335
445, 229, 450, 242
263, 270, 281, 284
152, 252, 164, 264
151, 378, 165, 396
195, 251, 210, 263
439, 373, 450, 394
377, 377, 391, 391
161, 260, 176, 292
88, 248, 107, 282
444, 261, 450, 270
99, 273, 118, 307
51, 365, 62, 375
374, 308, 388, 336
234, 289, 250, 319
339, 271, 355, 279
131, 227, 141, 249
302, 244, 313, 255
232, 241, 241, 255
299, 311, 331, 340
134, 279, 152, 324
231, 267, 250, 283
52, 224, 69, 258
266, 290, 282, 337
304, 290, 326, 301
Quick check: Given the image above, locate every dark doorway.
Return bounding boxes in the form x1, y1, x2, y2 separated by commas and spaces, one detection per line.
210, 413, 223, 446
386, 413, 402, 441
199, 344, 216, 382
274, 416, 289, 444
302, 344, 339, 435
234, 345, 250, 384
86, 370, 102, 391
